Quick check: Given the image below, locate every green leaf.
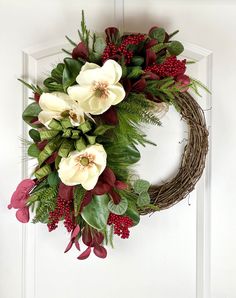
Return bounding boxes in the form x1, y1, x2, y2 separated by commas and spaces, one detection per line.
78, 121, 92, 133
127, 66, 143, 79
168, 41, 184, 56
151, 43, 167, 53
40, 129, 59, 141
133, 179, 150, 193
94, 124, 114, 136
28, 143, 40, 158
150, 28, 166, 42
29, 129, 40, 142
73, 185, 86, 216
125, 203, 140, 226
58, 139, 74, 158
137, 191, 151, 207
108, 197, 128, 215
51, 63, 64, 81
94, 37, 106, 56
47, 171, 60, 187
131, 56, 144, 66
43, 77, 64, 92
35, 164, 51, 180
22, 102, 41, 127
81, 194, 110, 230
62, 58, 83, 91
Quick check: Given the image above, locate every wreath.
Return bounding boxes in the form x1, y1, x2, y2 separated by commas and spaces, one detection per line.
8, 12, 208, 260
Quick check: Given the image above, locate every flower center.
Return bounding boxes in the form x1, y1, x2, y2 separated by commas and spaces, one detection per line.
76, 153, 95, 168
80, 157, 89, 166
93, 81, 109, 99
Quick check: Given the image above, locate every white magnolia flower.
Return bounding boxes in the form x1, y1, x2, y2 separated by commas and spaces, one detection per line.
58, 144, 107, 190
67, 59, 126, 115
38, 92, 85, 127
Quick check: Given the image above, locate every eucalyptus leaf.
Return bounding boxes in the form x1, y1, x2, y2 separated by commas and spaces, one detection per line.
108, 197, 128, 215
22, 102, 41, 127
150, 28, 166, 42
133, 179, 150, 193
47, 171, 60, 187
137, 191, 151, 207
27, 144, 40, 158
29, 129, 40, 142
94, 37, 106, 55
168, 41, 184, 56
81, 194, 109, 230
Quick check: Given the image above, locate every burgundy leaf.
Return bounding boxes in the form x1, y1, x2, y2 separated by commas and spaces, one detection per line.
102, 107, 118, 125
58, 183, 74, 201
105, 27, 119, 43
92, 181, 111, 195
72, 42, 89, 60
132, 78, 147, 92
16, 207, 30, 223
74, 240, 81, 251
115, 180, 128, 190
34, 93, 40, 102
45, 152, 58, 164
146, 49, 157, 66
109, 189, 121, 205
93, 231, 104, 245
64, 240, 73, 253
144, 71, 159, 80
30, 118, 41, 125
37, 140, 48, 151
146, 39, 158, 49
101, 167, 116, 186
71, 225, 80, 239
77, 247, 92, 260
82, 227, 93, 247
175, 74, 190, 92
93, 245, 107, 259
80, 191, 92, 211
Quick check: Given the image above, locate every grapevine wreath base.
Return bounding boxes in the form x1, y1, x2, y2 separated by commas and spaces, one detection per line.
146, 92, 208, 213
8, 12, 209, 260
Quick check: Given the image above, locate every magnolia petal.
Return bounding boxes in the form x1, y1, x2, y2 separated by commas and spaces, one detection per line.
38, 110, 61, 126
102, 59, 122, 84
83, 95, 115, 115
76, 63, 101, 86
16, 207, 30, 223
81, 167, 100, 190
39, 92, 71, 112
70, 167, 90, 186
67, 85, 93, 103
108, 83, 126, 105
85, 144, 107, 171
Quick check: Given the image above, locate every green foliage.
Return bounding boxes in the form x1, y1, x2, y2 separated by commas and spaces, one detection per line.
78, 10, 90, 48
108, 197, 128, 215
146, 78, 181, 111
118, 93, 162, 126
62, 58, 83, 91
29, 129, 40, 142
137, 191, 151, 207
190, 77, 211, 96
31, 186, 58, 223
18, 79, 43, 94
149, 27, 166, 42
81, 194, 110, 230
73, 185, 86, 216
167, 41, 184, 56
22, 102, 42, 128
43, 63, 64, 92
27, 143, 40, 158
47, 171, 60, 187
133, 179, 150, 193
127, 66, 143, 79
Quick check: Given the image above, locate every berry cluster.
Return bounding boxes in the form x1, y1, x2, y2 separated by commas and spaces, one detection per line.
47, 195, 74, 232
108, 213, 133, 239
145, 56, 186, 77
102, 34, 146, 64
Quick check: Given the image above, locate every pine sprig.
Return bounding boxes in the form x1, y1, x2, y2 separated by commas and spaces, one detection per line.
32, 186, 58, 223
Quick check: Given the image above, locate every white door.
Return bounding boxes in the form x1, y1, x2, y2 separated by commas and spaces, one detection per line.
0, 1, 235, 298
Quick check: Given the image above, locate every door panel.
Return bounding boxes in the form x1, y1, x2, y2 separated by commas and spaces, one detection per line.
0, 1, 235, 298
